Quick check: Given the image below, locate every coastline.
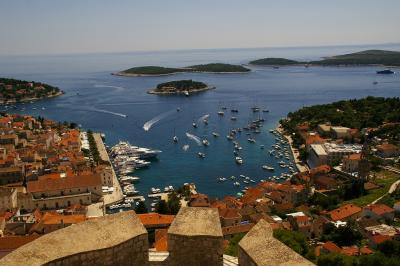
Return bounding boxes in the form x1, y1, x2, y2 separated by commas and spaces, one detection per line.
147, 86, 215, 95
275, 123, 309, 173
248, 63, 400, 68
0, 90, 64, 104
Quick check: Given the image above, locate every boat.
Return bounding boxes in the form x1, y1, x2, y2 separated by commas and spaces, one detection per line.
251, 107, 260, 112
222, 106, 227, 110
235, 156, 243, 164
202, 139, 209, 146
260, 145, 265, 149
151, 187, 161, 194
230, 175, 236, 180
243, 180, 249, 184
230, 117, 237, 121
262, 165, 275, 171
198, 152, 206, 158
192, 122, 197, 128
231, 109, 239, 113
184, 90, 190, 96
247, 138, 256, 143
262, 109, 269, 112
217, 111, 224, 116
177, 108, 181, 112
233, 181, 240, 186
218, 177, 227, 182
164, 185, 174, 192
119, 176, 140, 183
212, 132, 220, 137
203, 119, 208, 125
239, 175, 245, 178
376, 69, 395, 74
173, 136, 178, 143
373, 81, 378, 85
226, 135, 234, 141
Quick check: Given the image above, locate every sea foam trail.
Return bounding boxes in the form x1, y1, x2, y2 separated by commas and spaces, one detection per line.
94, 84, 126, 91
143, 109, 175, 131
186, 133, 202, 146
198, 114, 210, 123
91, 108, 127, 118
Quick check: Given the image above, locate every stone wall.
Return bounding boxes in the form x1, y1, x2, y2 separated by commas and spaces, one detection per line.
167, 207, 224, 266
238, 219, 314, 266
0, 211, 149, 266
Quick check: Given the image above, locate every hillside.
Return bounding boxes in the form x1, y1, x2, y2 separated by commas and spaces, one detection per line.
249, 58, 301, 66
187, 63, 250, 72
148, 80, 212, 95
0, 78, 62, 103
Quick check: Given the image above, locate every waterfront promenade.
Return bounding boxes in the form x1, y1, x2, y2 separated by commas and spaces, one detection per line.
93, 133, 124, 206
276, 124, 309, 173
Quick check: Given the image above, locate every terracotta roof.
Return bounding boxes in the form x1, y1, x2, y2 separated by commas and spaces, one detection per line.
154, 229, 168, 251
364, 204, 394, 216
346, 153, 361, 161
360, 246, 373, 255
322, 241, 341, 253
341, 246, 359, 256
329, 204, 362, 221
309, 165, 331, 176
377, 144, 399, 152
0, 235, 40, 250
27, 174, 102, 193
137, 213, 175, 226
305, 133, 326, 145
41, 212, 86, 225
219, 208, 241, 220
371, 234, 392, 245
222, 223, 255, 236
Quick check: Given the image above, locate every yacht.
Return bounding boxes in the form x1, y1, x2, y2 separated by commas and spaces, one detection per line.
217, 111, 224, 116
218, 177, 227, 182
262, 165, 275, 171
212, 132, 220, 137
198, 152, 206, 158
230, 117, 237, 121
192, 122, 197, 128
235, 156, 243, 164
233, 181, 240, 186
226, 135, 234, 141
247, 138, 256, 143
119, 176, 140, 183
202, 139, 210, 146
173, 136, 178, 143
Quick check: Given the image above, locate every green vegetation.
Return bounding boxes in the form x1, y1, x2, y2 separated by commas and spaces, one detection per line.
155, 189, 184, 215
344, 171, 399, 207
250, 50, 400, 67
134, 201, 148, 214
249, 58, 301, 65
188, 63, 250, 72
86, 130, 108, 165
224, 233, 246, 256
321, 221, 362, 246
273, 229, 312, 259
281, 97, 400, 133
0, 77, 61, 102
310, 50, 400, 66
120, 66, 185, 75
151, 79, 209, 94
118, 63, 250, 75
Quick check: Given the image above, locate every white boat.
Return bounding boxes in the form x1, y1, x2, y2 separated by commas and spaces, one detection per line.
235, 156, 243, 164
164, 185, 174, 192
243, 180, 249, 184
230, 175, 236, 179
212, 132, 220, 137
151, 187, 161, 194
239, 175, 246, 178
192, 122, 197, 128
233, 181, 240, 186
231, 117, 237, 121
247, 138, 256, 143
262, 165, 275, 171
173, 136, 178, 143
198, 152, 206, 158
218, 177, 227, 181
218, 111, 224, 116
226, 135, 234, 140
119, 176, 140, 183
202, 139, 209, 146
184, 90, 190, 96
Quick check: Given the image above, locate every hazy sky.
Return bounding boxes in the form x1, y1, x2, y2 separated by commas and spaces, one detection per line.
1, 0, 399, 55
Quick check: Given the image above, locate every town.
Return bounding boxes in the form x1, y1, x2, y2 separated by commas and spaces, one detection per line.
0, 96, 400, 265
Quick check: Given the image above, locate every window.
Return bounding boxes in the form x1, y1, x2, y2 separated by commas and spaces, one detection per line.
55, 202, 59, 208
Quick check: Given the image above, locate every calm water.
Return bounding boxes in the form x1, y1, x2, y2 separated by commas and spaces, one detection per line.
0, 44, 399, 199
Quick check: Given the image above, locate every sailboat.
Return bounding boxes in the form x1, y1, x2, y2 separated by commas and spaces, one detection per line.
173, 128, 178, 143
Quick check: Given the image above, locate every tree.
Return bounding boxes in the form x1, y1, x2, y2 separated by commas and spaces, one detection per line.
134, 201, 148, 214
273, 229, 309, 256
167, 192, 181, 215
155, 200, 169, 214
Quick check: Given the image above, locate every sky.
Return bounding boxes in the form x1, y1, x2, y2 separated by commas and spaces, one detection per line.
0, 0, 400, 55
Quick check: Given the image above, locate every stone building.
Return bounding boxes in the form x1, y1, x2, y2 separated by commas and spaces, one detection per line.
0, 187, 17, 211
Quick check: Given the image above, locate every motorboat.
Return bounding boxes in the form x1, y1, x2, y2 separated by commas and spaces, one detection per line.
218, 111, 224, 116
198, 152, 206, 158
233, 181, 240, 186
235, 156, 243, 164
173, 136, 178, 143
247, 138, 256, 143
192, 122, 197, 128
212, 132, 220, 137
262, 165, 275, 171
202, 139, 210, 146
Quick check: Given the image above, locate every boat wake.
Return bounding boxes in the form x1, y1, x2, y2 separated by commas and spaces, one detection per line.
143, 109, 175, 131
185, 133, 202, 146
182, 144, 190, 151
198, 114, 210, 123
91, 108, 127, 118
94, 84, 126, 92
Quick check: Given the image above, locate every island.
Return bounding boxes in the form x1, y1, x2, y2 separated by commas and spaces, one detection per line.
148, 80, 213, 95
0, 78, 63, 104
113, 63, 250, 76
249, 49, 400, 67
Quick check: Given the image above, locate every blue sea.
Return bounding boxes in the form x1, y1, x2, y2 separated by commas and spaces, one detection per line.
0, 44, 399, 199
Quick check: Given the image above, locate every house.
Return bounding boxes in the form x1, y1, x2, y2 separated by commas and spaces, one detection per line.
222, 223, 254, 239
287, 212, 312, 238
0, 187, 17, 211
365, 224, 400, 248
363, 204, 395, 222
219, 208, 242, 227
137, 213, 175, 229
330, 126, 350, 139
314, 175, 338, 190
376, 144, 400, 158
342, 153, 361, 173
328, 204, 362, 222
321, 241, 341, 254
29, 212, 87, 234
188, 193, 210, 207
317, 124, 331, 137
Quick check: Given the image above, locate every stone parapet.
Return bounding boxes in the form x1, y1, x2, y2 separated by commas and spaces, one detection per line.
0, 211, 149, 266
167, 207, 224, 266
238, 219, 314, 266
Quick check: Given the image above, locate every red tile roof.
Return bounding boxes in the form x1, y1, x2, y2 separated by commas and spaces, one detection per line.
0, 235, 40, 250
222, 223, 255, 236
322, 241, 341, 253
219, 208, 241, 220
364, 204, 395, 216
341, 246, 359, 256
27, 174, 102, 193
154, 229, 168, 251
138, 213, 175, 226
371, 234, 392, 245
329, 204, 362, 221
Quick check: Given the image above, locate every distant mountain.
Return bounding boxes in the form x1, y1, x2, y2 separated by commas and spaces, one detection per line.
249, 50, 400, 67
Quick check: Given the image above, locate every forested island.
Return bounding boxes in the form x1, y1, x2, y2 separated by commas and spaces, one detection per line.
114, 63, 250, 76
0, 78, 63, 104
148, 80, 213, 95
250, 50, 400, 67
